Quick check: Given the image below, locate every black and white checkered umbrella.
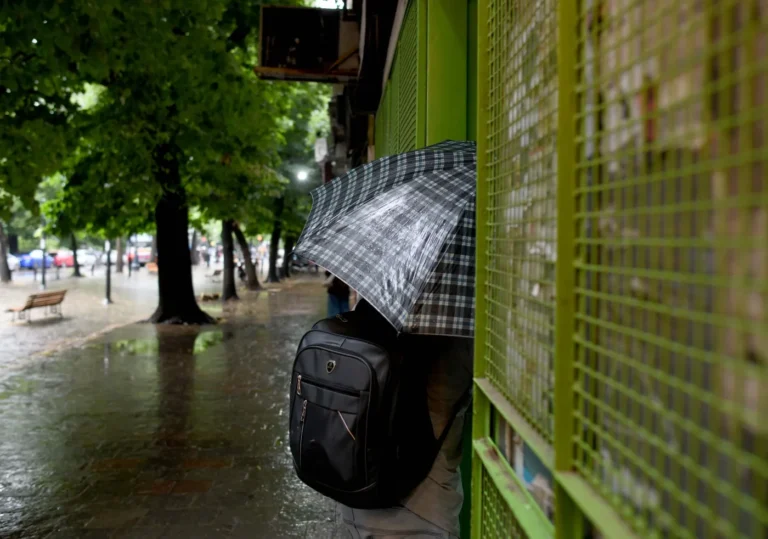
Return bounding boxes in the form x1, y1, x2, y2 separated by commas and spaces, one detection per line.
294, 140, 476, 337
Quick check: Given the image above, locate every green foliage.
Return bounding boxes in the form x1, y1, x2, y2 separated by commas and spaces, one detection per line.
273, 83, 329, 241
2, 0, 328, 257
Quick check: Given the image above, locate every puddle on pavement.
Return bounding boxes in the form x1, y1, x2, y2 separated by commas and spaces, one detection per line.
84, 326, 226, 359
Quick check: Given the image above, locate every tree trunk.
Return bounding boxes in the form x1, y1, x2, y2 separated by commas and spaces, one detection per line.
190, 230, 199, 265
116, 237, 125, 273
233, 223, 261, 290
267, 197, 284, 283
8, 233, 18, 254
282, 235, 295, 279
221, 219, 238, 302
0, 222, 11, 283
70, 233, 83, 277
148, 143, 214, 324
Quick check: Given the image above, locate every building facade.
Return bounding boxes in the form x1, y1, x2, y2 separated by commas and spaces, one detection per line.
374, 1, 768, 538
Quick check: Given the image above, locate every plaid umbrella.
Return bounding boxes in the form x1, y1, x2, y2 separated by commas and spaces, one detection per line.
294, 140, 476, 337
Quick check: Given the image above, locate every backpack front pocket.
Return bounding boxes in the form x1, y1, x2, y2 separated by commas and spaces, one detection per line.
290, 375, 368, 491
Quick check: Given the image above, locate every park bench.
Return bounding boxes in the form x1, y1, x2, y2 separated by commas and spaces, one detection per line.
208, 269, 222, 281
6, 290, 67, 322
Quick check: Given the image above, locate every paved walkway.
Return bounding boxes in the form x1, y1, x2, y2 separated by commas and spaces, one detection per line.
0, 276, 341, 538
0, 267, 223, 370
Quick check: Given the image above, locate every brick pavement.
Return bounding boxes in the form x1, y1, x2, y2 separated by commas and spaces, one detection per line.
0, 277, 344, 538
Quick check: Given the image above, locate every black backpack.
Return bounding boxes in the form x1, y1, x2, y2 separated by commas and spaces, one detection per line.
288, 302, 469, 509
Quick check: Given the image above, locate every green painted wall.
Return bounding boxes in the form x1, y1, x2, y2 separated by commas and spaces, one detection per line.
467, 0, 478, 142
426, 0, 468, 144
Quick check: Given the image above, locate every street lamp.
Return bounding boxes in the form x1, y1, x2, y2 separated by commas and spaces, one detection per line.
296, 169, 309, 182
104, 239, 113, 305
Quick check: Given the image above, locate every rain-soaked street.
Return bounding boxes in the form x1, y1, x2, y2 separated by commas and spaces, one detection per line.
0, 275, 340, 538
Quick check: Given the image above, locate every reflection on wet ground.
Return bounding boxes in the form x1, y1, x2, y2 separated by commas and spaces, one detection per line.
0, 267, 223, 369
0, 278, 342, 538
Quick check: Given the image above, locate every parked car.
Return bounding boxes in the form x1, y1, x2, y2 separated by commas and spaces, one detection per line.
100, 250, 129, 265
18, 250, 55, 269
76, 249, 99, 268
54, 249, 75, 268
6, 254, 19, 272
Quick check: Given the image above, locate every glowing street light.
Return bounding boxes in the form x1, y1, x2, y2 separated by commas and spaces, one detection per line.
296, 169, 309, 182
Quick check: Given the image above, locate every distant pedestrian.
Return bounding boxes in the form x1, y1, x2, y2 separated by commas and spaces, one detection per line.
324, 271, 350, 317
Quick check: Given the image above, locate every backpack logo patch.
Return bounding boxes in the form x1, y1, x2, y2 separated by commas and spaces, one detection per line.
326, 360, 336, 374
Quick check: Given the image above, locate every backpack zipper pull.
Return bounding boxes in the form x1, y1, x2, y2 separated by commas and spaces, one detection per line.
301, 400, 307, 422
297, 375, 302, 395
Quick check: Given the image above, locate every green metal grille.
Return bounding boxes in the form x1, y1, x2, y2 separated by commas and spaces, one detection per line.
480, 467, 525, 539
476, 0, 768, 537
484, 0, 558, 444
397, 0, 419, 153
389, 56, 401, 155
374, 0, 424, 158
572, 0, 768, 537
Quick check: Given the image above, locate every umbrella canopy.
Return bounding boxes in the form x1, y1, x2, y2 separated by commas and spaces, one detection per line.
294, 140, 476, 337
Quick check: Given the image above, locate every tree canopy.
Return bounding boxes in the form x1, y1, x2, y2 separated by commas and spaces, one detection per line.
1, 0, 328, 320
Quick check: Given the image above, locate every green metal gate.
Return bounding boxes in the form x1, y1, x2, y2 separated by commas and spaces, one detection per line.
474, 0, 768, 537
376, 0, 426, 159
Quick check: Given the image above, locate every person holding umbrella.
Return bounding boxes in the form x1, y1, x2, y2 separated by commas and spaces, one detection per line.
294, 141, 477, 539
323, 270, 350, 317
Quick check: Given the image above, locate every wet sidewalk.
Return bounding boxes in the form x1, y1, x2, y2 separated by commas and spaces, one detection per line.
0, 267, 222, 370
0, 277, 340, 538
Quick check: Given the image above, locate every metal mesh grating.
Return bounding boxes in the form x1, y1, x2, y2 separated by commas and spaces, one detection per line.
375, 0, 423, 159
480, 467, 526, 539
573, 0, 768, 537
396, 0, 419, 153
484, 0, 558, 443
388, 56, 400, 157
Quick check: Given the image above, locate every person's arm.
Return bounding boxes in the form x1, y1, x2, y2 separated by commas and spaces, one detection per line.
323, 273, 335, 288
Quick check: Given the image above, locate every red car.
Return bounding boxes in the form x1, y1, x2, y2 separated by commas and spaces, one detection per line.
54, 249, 75, 268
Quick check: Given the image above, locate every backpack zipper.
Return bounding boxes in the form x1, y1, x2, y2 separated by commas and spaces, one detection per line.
296, 345, 377, 395
297, 374, 361, 397
299, 399, 307, 469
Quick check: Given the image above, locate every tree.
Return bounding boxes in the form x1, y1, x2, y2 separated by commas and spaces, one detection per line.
221, 219, 238, 301
70, 232, 83, 277
0, 195, 43, 281
232, 222, 260, 290
0, 221, 11, 283
9, 0, 307, 323
280, 181, 315, 279
267, 196, 284, 283
261, 83, 330, 282
0, 5, 74, 210
115, 237, 124, 273
194, 161, 287, 295
0, 190, 14, 282
190, 230, 199, 266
